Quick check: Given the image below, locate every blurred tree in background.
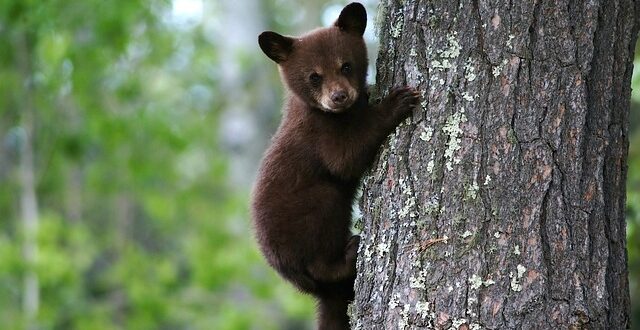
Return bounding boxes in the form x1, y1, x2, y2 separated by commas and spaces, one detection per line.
0, 0, 637, 329
628, 42, 640, 329
0, 0, 354, 328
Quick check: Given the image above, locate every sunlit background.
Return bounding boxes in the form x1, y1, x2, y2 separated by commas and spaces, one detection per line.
0, 0, 638, 329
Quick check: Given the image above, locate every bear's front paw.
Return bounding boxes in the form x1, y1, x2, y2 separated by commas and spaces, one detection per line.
382, 86, 420, 119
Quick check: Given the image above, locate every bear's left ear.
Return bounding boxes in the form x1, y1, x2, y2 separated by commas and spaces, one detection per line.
334, 2, 367, 36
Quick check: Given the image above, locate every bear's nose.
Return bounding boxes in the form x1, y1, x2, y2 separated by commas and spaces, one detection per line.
331, 91, 348, 104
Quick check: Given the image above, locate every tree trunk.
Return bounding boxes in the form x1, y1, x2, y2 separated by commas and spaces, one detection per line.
353, 0, 638, 329
16, 31, 40, 329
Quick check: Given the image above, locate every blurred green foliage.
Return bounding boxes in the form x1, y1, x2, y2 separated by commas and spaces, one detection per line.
0, 0, 638, 329
0, 0, 347, 328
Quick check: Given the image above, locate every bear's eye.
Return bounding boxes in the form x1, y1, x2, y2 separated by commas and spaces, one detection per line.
341, 62, 352, 75
309, 72, 322, 86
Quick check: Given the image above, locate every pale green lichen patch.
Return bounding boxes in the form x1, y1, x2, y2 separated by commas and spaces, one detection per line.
466, 180, 480, 200
483, 174, 492, 185
420, 132, 431, 141
469, 274, 496, 289
461, 230, 473, 238
464, 60, 477, 81
514, 244, 521, 255
506, 34, 515, 47
483, 278, 496, 286
420, 99, 428, 112
429, 32, 462, 71
492, 58, 509, 77
424, 196, 440, 215
469, 274, 483, 290
363, 233, 375, 261
510, 264, 526, 291
389, 130, 399, 150
399, 178, 412, 195
391, 15, 403, 38
431, 59, 453, 69
399, 196, 416, 219
388, 294, 433, 327
442, 33, 462, 58
420, 125, 434, 141
426, 159, 435, 173
442, 109, 468, 171
462, 91, 475, 101
416, 301, 430, 319
376, 242, 389, 257
399, 303, 411, 329
517, 264, 526, 277
364, 244, 373, 261
466, 296, 478, 318
388, 293, 400, 309
492, 66, 501, 77
425, 45, 434, 58
409, 269, 428, 289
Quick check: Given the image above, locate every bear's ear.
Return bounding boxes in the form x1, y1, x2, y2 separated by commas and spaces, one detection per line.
334, 2, 367, 36
258, 31, 294, 63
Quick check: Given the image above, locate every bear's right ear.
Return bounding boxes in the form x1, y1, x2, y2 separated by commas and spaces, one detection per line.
334, 2, 367, 36
258, 31, 294, 63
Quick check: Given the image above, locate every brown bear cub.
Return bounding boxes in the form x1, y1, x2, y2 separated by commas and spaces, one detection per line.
251, 2, 418, 329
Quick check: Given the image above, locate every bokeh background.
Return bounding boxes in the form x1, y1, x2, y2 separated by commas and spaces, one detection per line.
0, 0, 638, 329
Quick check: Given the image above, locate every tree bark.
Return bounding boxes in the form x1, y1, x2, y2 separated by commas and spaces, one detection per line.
353, 0, 638, 329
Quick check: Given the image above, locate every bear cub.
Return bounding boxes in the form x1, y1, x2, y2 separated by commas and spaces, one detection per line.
251, 2, 419, 329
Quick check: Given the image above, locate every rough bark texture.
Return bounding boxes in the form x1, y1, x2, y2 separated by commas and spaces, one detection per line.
353, 0, 638, 329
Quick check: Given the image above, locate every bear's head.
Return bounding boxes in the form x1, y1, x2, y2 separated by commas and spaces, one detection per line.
259, 2, 368, 113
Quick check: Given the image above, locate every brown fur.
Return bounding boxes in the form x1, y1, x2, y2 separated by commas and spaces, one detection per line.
251, 3, 419, 329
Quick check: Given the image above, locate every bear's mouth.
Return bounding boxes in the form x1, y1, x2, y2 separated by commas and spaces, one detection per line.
320, 101, 354, 113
